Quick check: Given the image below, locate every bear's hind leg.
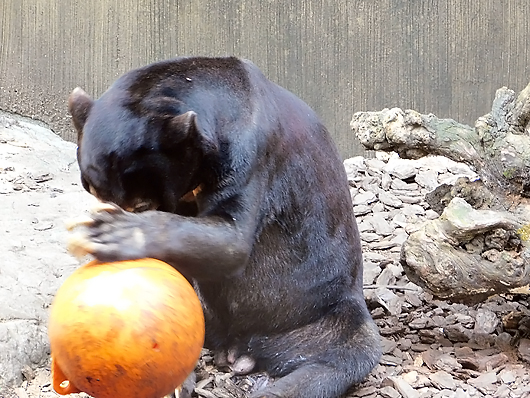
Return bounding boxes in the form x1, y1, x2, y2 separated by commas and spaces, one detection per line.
249, 298, 380, 398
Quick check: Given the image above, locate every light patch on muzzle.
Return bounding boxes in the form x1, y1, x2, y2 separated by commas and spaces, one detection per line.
124, 200, 158, 213
88, 184, 100, 199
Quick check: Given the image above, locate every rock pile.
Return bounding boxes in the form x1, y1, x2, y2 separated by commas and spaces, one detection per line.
344, 152, 530, 398
344, 151, 479, 302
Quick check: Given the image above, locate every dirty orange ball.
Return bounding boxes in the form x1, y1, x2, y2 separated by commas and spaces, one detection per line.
48, 258, 205, 398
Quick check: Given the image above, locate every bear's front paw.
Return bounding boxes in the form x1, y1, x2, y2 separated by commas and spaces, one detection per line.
66, 202, 153, 261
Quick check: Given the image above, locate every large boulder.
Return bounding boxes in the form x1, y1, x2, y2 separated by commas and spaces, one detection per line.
0, 114, 96, 395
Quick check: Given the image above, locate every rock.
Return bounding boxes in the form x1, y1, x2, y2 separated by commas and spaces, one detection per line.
365, 158, 387, 173
409, 317, 430, 330
358, 220, 374, 232
376, 267, 397, 286
501, 311, 525, 330
370, 213, 394, 236
444, 324, 470, 343
446, 162, 476, 177
425, 209, 440, 220
391, 229, 409, 246
518, 338, 530, 363
404, 291, 423, 307
353, 385, 378, 397
372, 201, 386, 212
415, 156, 449, 173
495, 332, 513, 351
379, 386, 401, 398
390, 376, 420, 398
361, 177, 381, 192
380, 354, 403, 366
353, 190, 378, 205
392, 213, 408, 228
361, 232, 381, 243
401, 204, 426, 216
399, 339, 413, 351
381, 338, 398, 354
474, 309, 499, 334
343, 156, 366, 178
400, 196, 528, 302
382, 173, 393, 190
477, 353, 508, 371
363, 252, 388, 262
411, 343, 431, 353
398, 195, 422, 204
384, 158, 418, 180
494, 384, 512, 398
415, 169, 439, 190
418, 329, 441, 344
449, 314, 475, 328
429, 370, 457, 390
391, 178, 419, 191
379, 191, 403, 208
369, 239, 400, 250
5, 131, 530, 397
467, 372, 498, 391
363, 261, 382, 285
373, 287, 402, 316
424, 351, 461, 373
499, 369, 516, 384
354, 204, 372, 216
3, 134, 523, 397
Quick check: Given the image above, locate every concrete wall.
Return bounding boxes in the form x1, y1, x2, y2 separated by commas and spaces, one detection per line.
1, 0, 529, 157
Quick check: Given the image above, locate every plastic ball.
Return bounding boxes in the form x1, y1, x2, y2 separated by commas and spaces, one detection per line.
48, 258, 205, 398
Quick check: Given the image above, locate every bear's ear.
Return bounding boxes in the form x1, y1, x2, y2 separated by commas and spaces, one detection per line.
166, 111, 218, 154
68, 87, 93, 133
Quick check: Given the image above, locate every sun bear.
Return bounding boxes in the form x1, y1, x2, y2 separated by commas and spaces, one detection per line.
68, 56, 380, 398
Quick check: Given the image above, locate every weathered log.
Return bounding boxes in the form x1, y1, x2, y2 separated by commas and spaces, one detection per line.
351, 82, 530, 302
402, 197, 530, 302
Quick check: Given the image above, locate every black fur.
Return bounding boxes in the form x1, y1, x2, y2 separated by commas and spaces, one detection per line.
69, 56, 381, 398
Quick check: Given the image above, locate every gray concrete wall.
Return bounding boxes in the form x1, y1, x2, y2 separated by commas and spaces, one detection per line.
1, 0, 529, 157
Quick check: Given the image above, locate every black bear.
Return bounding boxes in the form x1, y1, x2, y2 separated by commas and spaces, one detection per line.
68, 56, 380, 398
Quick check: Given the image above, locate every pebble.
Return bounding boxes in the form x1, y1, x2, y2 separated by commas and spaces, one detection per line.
401, 204, 426, 216
391, 178, 419, 191
384, 158, 418, 180
415, 169, 439, 190
365, 158, 387, 172
379, 191, 403, 208
361, 232, 381, 243
370, 213, 394, 236
518, 338, 530, 362
344, 156, 366, 177
444, 324, 470, 343
398, 195, 422, 204
390, 376, 420, 398
430, 371, 457, 390
467, 372, 497, 390
474, 309, 498, 334
354, 190, 377, 205
499, 369, 516, 384
354, 204, 373, 216
379, 386, 400, 398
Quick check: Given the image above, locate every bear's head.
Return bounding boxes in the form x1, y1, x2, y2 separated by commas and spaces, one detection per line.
68, 85, 215, 213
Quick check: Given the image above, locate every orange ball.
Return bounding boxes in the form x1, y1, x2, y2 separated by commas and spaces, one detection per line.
48, 258, 205, 398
